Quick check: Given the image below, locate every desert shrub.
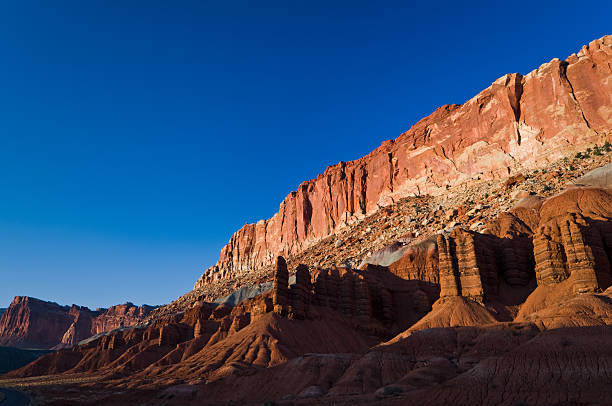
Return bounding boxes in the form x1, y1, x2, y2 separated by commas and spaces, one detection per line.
592, 145, 602, 156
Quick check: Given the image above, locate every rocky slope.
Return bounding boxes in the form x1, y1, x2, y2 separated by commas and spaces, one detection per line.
158, 142, 611, 315
196, 35, 612, 288
0, 297, 154, 349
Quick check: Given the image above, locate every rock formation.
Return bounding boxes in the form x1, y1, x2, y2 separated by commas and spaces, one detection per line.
92, 303, 154, 335
0, 297, 154, 349
195, 35, 612, 288
272, 256, 289, 314
387, 238, 439, 284
437, 230, 493, 302
288, 264, 311, 319
533, 187, 612, 293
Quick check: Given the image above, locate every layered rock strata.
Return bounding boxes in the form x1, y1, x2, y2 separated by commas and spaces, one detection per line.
196, 35, 612, 289
437, 230, 495, 302
288, 264, 311, 319
0, 297, 153, 349
391, 187, 611, 308
270, 259, 434, 333
533, 188, 612, 293
272, 256, 289, 314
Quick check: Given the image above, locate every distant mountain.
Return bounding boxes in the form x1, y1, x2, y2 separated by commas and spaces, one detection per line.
0, 296, 155, 349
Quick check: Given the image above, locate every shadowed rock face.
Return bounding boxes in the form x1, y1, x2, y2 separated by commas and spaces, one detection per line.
272, 256, 289, 314
388, 238, 439, 284
394, 187, 611, 308
436, 228, 533, 302
6, 263, 435, 382
0, 297, 154, 349
534, 188, 612, 293
196, 35, 612, 288
271, 260, 432, 333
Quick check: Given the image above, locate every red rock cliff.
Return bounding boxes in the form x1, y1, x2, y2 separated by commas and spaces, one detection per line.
92, 303, 155, 336
0, 296, 153, 349
196, 36, 612, 288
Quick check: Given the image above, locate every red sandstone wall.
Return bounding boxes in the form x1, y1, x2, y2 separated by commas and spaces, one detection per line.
196, 36, 612, 288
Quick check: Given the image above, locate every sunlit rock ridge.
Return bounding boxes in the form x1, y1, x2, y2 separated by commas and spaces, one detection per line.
196, 35, 612, 288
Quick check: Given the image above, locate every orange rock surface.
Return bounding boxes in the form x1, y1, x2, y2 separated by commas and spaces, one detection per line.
197, 35, 612, 288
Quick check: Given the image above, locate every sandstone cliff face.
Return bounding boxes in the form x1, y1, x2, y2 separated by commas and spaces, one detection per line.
533, 187, 612, 294
270, 258, 435, 334
196, 35, 612, 288
0, 297, 153, 349
387, 238, 439, 284
391, 187, 611, 305
0, 297, 81, 349
92, 303, 155, 336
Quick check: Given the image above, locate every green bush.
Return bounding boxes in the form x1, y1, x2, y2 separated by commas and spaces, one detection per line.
593, 145, 603, 156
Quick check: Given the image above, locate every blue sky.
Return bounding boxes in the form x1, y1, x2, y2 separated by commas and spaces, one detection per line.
0, 1, 610, 309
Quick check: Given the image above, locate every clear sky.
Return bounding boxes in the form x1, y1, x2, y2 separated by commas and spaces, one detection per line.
0, 1, 610, 309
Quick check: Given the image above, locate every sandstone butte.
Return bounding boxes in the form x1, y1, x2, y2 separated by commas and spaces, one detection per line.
0, 296, 154, 349
196, 35, 612, 288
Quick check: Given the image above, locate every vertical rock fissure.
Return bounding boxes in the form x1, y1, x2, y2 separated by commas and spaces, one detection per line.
559, 61, 597, 134
507, 73, 524, 145
326, 173, 336, 230
360, 165, 368, 214
388, 152, 394, 193
440, 145, 458, 170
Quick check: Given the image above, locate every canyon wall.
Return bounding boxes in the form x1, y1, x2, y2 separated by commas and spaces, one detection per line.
0, 296, 154, 349
196, 36, 612, 288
